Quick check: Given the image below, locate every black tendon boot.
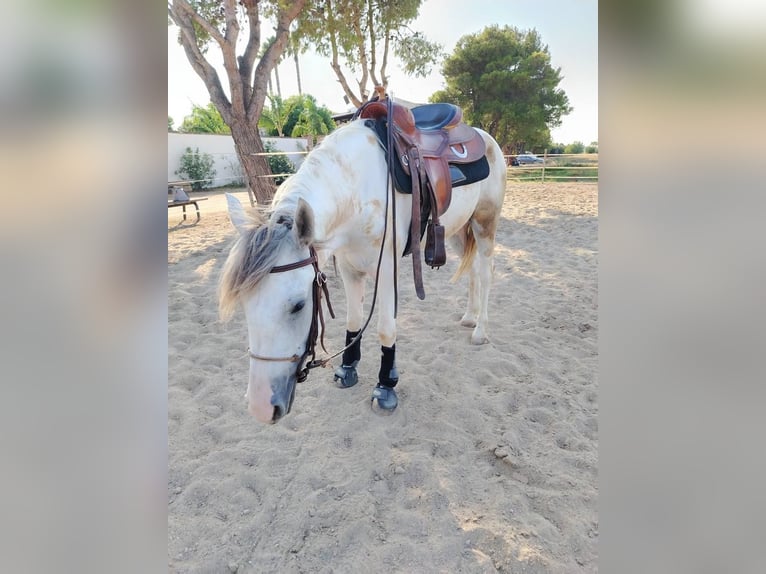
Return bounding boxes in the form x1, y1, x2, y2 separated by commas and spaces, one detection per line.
333, 330, 361, 388
372, 345, 398, 411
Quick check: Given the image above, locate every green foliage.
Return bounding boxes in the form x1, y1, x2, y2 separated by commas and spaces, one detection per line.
168, 116, 175, 132
175, 147, 217, 190
548, 142, 597, 155
289, 95, 335, 144
548, 143, 566, 155
262, 94, 336, 141
263, 141, 295, 185
395, 31, 444, 78
259, 95, 290, 137
173, 0, 226, 53
179, 103, 230, 134
293, 0, 442, 104
430, 25, 572, 153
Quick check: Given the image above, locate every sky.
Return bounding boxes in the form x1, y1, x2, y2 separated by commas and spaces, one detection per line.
168, 0, 598, 145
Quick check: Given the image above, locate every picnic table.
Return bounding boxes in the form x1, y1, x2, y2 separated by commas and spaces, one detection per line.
168, 197, 208, 222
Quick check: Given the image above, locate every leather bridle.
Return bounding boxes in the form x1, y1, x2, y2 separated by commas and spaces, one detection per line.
247, 245, 335, 382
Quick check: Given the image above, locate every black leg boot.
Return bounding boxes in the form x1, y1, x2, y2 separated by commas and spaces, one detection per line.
333, 330, 361, 388
372, 344, 398, 411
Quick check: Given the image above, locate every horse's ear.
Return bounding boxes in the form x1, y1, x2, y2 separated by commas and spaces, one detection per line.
294, 198, 314, 247
225, 193, 249, 236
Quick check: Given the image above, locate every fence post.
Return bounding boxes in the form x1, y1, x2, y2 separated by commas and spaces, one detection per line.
542, 149, 547, 183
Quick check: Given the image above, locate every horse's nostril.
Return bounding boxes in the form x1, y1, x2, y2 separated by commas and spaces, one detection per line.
272, 405, 283, 422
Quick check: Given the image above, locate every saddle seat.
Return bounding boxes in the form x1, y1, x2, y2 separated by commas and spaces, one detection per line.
410, 103, 460, 130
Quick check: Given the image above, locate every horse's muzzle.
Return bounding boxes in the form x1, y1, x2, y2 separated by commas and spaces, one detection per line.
247, 376, 296, 424
269, 381, 295, 423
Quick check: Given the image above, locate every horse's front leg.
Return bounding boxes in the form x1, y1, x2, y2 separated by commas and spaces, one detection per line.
333, 262, 366, 388
371, 257, 399, 412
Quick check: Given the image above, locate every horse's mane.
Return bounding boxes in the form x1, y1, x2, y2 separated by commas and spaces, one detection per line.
218, 207, 298, 321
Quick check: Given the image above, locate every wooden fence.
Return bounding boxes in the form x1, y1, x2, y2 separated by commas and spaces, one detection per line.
171, 146, 599, 189
505, 152, 598, 182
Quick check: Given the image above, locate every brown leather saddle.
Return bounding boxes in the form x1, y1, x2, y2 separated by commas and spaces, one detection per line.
355, 90, 487, 299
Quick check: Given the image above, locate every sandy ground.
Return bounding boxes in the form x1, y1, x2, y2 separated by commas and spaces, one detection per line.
168, 182, 598, 573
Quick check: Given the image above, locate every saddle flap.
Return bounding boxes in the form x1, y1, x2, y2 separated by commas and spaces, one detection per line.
443, 132, 486, 164
422, 156, 452, 216
417, 124, 486, 164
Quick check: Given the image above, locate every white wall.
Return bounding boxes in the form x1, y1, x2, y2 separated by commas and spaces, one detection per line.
168, 133, 309, 187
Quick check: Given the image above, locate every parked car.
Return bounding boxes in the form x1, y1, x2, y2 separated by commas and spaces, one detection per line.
516, 153, 544, 165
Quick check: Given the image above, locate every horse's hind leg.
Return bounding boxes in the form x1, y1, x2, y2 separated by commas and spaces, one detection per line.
449, 225, 480, 328
462, 260, 481, 329
334, 261, 366, 388
468, 208, 500, 345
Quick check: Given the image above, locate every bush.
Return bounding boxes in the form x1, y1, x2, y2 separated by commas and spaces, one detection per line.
175, 147, 216, 190
564, 141, 585, 154
224, 157, 246, 187
264, 141, 295, 185
548, 143, 566, 155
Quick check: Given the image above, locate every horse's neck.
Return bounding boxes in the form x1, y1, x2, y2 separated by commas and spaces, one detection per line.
281, 126, 384, 250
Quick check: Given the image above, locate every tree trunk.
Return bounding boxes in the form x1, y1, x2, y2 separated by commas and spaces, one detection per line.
230, 121, 275, 205
294, 52, 302, 95
274, 65, 282, 99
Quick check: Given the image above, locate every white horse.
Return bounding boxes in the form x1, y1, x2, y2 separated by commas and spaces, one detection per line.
219, 119, 506, 423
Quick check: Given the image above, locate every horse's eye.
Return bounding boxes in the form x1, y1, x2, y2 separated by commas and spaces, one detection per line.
290, 301, 306, 314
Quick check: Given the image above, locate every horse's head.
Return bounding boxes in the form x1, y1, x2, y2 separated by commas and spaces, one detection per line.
219, 194, 317, 423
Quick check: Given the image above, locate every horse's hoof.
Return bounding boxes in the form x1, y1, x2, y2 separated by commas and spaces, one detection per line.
471, 335, 490, 345
371, 384, 398, 413
460, 315, 477, 328
470, 329, 490, 345
333, 363, 359, 388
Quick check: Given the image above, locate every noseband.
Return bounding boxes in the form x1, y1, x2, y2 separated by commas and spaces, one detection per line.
247, 245, 335, 382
